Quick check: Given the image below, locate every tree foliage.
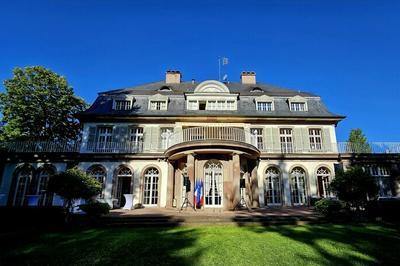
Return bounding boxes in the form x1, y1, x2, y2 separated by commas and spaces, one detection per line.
330, 166, 379, 210
47, 168, 102, 219
0, 66, 87, 141
348, 128, 372, 153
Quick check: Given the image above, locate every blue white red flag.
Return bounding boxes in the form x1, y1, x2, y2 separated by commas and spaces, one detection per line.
194, 180, 204, 208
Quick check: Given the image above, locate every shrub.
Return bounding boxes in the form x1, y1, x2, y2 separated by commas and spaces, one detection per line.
315, 198, 344, 217
79, 202, 110, 217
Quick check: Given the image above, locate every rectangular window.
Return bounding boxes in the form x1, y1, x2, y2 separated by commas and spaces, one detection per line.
280, 128, 293, 153
188, 100, 198, 110
290, 102, 306, 111
250, 128, 264, 150
129, 127, 143, 144
199, 101, 206, 110
226, 100, 235, 110
207, 100, 217, 110
115, 100, 131, 110
96, 127, 113, 151
217, 100, 225, 110
309, 129, 322, 151
256, 102, 273, 111
150, 101, 167, 110
160, 128, 174, 149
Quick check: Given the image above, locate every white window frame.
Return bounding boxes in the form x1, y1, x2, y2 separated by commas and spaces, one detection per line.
280, 128, 293, 153
250, 128, 264, 150
288, 95, 308, 111
115, 100, 132, 110
254, 95, 274, 111
148, 94, 168, 111
160, 127, 174, 149
309, 129, 322, 151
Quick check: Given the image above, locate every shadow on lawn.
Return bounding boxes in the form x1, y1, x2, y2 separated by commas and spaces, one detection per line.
0, 212, 204, 266
234, 219, 400, 266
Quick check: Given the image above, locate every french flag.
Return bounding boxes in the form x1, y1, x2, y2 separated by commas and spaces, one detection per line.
194, 180, 204, 208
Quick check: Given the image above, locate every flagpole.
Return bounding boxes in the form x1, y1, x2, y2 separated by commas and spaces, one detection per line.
218, 57, 221, 81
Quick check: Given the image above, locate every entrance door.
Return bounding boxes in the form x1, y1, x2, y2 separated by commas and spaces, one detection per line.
119, 177, 132, 207
204, 161, 223, 207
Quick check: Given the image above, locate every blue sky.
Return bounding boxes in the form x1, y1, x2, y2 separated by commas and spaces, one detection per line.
0, 0, 399, 141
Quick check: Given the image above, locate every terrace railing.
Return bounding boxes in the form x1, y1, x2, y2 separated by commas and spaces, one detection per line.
337, 142, 400, 154
1, 141, 80, 153
82, 141, 144, 153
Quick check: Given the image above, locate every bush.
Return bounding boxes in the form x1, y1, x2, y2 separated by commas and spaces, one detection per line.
79, 202, 110, 217
315, 198, 344, 217
366, 198, 400, 222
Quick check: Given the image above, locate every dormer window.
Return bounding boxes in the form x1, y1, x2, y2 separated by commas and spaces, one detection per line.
150, 101, 167, 110
257, 102, 273, 111
112, 95, 134, 111
288, 95, 308, 111
251, 87, 263, 93
148, 93, 169, 111
290, 102, 306, 111
254, 95, 274, 111
115, 100, 131, 110
159, 86, 172, 92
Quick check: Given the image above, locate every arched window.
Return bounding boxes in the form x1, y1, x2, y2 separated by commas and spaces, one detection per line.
87, 165, 107, 198
204, 160, 223, 207
12, 166, 33, 206
316, 167, 331, 198
36, 167, 55, 206
264, 167, 281, 205
143, 168, 159, 206
290, 167, 307, 205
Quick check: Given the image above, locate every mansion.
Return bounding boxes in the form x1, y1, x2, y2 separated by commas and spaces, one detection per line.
0, 70, 399, 210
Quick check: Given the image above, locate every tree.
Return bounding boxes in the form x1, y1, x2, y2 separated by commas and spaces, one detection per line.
0, 66, 87, 142
330, 166, 379, 211
47, 168, 102, 221
348, 128, 372, 153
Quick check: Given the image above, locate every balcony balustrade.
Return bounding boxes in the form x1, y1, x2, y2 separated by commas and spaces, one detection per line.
2, 138, 400, 155
167, 126, 257, 148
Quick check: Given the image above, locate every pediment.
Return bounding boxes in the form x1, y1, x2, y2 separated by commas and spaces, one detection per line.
194, 80, 230, 94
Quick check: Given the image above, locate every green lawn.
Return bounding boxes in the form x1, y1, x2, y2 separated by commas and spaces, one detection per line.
1, 224, 399, 265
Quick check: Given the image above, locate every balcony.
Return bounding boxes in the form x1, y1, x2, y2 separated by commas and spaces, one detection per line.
82, 141, 143, 153
2, 139, 400, 155
1, 141, 80, 153
164, 127, 260, 159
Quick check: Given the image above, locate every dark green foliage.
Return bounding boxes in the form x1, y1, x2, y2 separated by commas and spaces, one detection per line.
314, 198, 344, 217
348, 128, 372, 153
79, 202, 110, 217
47, 168, 101, 219
330, 166, 379, 210
0, 66, 87, 141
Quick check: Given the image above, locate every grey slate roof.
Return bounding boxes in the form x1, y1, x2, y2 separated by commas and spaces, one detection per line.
79, 81, 344, 119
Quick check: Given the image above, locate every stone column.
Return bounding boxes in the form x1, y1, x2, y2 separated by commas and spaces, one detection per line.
166, 161, 175, 208
187, 153, 195, 205
232, 153, 241, 208
250, 162, 260, 208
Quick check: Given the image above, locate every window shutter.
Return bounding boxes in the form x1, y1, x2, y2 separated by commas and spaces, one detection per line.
302, 128, 310, 152
264, 127, 273, 152
293, 128, 302, 152
143, 126, 151, 151
112, 126, 120, 143
151, 127, 160, 151
272, 128, 280, 152
322, 128, 332, 152
119, 126, 129, 143
88, 126, 97, 143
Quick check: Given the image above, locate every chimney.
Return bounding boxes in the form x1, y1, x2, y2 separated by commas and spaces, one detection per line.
165, 70, 181, 84
240, 71, 256, 84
